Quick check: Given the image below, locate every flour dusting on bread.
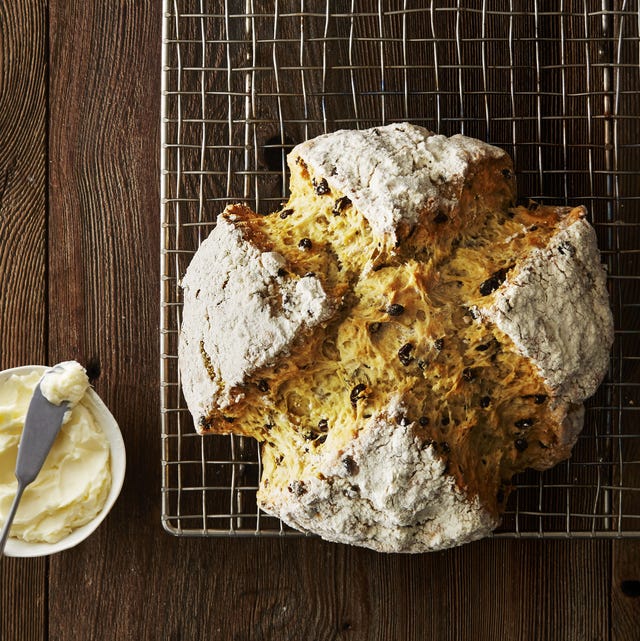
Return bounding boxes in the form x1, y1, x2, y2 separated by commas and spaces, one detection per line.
180, 211, 334, 413
294, 123, 509, 242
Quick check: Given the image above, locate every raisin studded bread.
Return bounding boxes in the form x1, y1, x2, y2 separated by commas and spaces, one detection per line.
178, 123, 613, 552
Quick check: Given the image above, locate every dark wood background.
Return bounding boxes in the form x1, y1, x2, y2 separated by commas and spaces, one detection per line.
1, 1, 639, 640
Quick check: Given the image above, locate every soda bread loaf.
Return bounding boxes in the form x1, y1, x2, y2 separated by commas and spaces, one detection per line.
178, 123, 613, 552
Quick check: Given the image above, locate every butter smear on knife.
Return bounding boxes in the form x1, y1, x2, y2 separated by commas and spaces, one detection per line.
40, 360, 90, 408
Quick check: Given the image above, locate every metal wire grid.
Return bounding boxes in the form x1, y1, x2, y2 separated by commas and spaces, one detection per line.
160, 1, 640, 538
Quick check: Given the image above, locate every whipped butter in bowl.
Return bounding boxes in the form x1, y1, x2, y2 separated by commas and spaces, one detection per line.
0, 363, 125, 557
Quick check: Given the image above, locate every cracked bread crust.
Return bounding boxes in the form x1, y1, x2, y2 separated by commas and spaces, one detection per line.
178, 124, 614, 552
179, 209, 334, 414
258, 400, 498, 553
294, 122, 511, 244
477, 214, 613, 402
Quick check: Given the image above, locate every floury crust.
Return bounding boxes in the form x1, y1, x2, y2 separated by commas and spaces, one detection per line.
258, 402, 497, 553
179, 212, 333, 415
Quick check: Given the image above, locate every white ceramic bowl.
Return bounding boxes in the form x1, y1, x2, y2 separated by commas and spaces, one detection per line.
0, 365, 126, 557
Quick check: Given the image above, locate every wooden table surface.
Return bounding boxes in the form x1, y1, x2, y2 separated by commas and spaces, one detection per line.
1, 2, 640, 639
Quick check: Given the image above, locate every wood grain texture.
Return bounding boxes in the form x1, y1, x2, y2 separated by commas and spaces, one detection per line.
47, 0, 162, 638
0, 1, 47, 640
613, 541, 640, 641
46, 535, 612, 641
0, 0, 47, 368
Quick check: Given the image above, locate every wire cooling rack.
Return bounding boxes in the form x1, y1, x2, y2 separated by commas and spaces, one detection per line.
160, 1, 640, 539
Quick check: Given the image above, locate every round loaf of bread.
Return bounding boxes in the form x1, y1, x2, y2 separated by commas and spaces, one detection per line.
178, 123, 613, 552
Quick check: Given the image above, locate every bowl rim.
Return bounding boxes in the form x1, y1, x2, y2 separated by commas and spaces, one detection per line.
0, 364, 126, 557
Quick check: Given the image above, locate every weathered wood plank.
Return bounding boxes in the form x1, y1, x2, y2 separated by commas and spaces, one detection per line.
0, 1, 47, 366
46, 535, 612, 641
0, 1, 48, 640
613, 542, 640, 641
47, 0, 162, 639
